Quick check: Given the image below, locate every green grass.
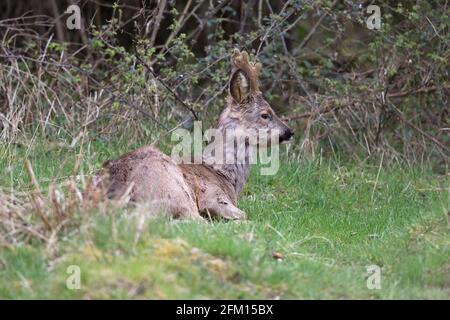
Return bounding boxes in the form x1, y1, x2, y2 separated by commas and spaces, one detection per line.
0, 137, 449, 299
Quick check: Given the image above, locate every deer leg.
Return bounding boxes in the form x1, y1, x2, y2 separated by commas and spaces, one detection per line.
201, 195, 247, 220
166, 201, 204, 222
216, 200, 247, 220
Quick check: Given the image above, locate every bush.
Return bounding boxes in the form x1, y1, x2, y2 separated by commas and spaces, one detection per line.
0, 0, 448, 167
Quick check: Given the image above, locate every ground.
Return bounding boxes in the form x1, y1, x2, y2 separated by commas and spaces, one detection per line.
0, 139, 449, 299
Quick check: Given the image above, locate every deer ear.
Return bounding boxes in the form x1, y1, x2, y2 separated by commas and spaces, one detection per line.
230, 69, 250, 104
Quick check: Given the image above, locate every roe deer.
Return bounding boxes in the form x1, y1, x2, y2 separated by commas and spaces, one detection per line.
90, 49, 293, 221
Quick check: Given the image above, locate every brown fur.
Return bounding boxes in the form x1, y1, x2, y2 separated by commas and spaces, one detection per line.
89, 49, 293, 221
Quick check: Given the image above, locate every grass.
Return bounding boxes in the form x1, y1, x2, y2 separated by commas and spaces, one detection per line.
0, 135, 449, 299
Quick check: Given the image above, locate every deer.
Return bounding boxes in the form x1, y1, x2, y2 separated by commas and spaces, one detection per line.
89, 49, 293, 221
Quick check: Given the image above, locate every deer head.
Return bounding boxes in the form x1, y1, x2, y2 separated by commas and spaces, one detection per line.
217, 49, 294, 145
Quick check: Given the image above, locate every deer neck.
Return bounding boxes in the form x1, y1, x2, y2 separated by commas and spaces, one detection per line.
202, 121, 252, 196
204, 145, 251, 196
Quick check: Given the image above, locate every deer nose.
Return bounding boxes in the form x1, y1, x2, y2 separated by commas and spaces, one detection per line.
279, 129, 294, 143
286, 130, 294, 139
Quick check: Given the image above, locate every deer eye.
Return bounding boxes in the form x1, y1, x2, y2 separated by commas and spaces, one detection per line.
261, 113, 271, 120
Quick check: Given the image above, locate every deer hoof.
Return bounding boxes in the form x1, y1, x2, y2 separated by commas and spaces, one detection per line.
222, 207, 247, 221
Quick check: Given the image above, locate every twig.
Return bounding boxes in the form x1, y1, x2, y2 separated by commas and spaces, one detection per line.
293, 0, 338, 55
371, 152, 384, 201
256, 1, 292, 55
149, 0, 167, 47
24, 159, 52, 231
283, 102, 340, 121
387, 101, 450, 157
24, 159, 42, 195
387, 85, 450, 98
163, 0, 193, 49
134, 52, 199, 120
